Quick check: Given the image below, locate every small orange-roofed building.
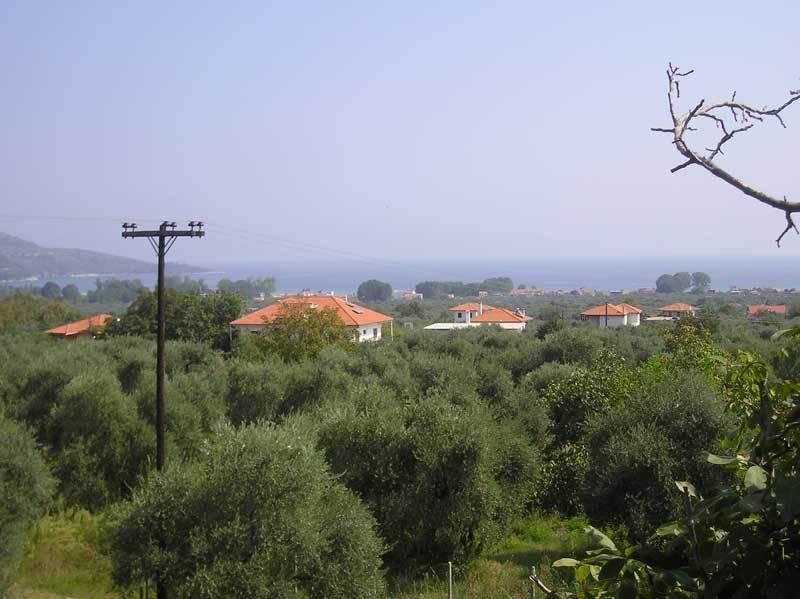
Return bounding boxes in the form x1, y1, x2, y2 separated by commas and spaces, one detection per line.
425, 302, 532, 331
581, 303, 641, 328
748, 304, 786, 318
471, 307, 532, 330
230, 295, 393, 342
46, 314, 112, 340
658, 303, 698, 318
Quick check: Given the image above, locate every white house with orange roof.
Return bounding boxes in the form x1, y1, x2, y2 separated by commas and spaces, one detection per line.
658, 303, 697, 318
230, 295, 393, 342
581, 303, 641, 328
471, 307, 532, 330
425, 302, 532, 331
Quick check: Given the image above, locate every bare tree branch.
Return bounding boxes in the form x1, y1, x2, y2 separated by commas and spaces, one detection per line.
777, 204, 800, 247
653, 65, 800, 245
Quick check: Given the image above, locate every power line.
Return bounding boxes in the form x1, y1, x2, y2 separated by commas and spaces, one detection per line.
0, 213, 465, 281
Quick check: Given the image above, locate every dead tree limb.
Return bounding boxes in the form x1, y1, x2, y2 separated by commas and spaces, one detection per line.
651, 64, 800, 246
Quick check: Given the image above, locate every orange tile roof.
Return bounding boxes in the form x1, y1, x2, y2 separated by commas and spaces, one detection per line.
230, 295, 392, 327
748, 304, 786, 316
448, 303, 496, 312
471, 307, 532, 323
46, 314, 112, 337
581, 303, 642, 317
659, 303, 697, 312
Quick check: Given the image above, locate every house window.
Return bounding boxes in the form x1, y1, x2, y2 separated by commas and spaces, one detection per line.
458, 312, 463, 318
373, 327, 378, 338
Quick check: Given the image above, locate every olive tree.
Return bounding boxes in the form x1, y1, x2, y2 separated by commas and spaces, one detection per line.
109, 423, 385, 598
0, 415, 54, 595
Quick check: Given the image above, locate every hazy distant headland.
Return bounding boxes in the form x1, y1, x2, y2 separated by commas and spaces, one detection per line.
0, 232, 210, 281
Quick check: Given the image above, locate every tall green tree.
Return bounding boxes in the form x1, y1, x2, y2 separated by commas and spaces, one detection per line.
61, 283, 80, 302
691, 271, 711, 290
40, 281, 61, 299
656, 272, 692, 292
261, 302, 354, 361
674, 271, 692, 290
357, 279, 392, 302
106, 289, 244, 350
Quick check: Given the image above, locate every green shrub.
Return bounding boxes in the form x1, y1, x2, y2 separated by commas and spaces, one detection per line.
0, 414, 54, 595
50, 372, 153, 509
225, 359, 288, 425
542, 353, 633, 445
108, 423, 385, 598
316, 388, 539, 568
582, 371, 728, 540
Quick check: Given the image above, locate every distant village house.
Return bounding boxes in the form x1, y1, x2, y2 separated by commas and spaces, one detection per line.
425, 302, 532, 331
658, 303, 698, 318
580, 303, 641, 328
46, 314, 112, 340
747, 304, 786, 318
230, 295, 393, 342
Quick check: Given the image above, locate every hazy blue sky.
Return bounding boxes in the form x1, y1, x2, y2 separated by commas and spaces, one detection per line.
1, 1, 798, 266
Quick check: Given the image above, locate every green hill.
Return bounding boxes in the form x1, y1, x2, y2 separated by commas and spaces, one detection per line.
0, 232, 206, 280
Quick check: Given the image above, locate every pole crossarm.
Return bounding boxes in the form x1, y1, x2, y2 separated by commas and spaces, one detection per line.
122, 230, 205, 238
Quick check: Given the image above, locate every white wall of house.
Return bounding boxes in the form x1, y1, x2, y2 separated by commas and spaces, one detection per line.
586, 315, 626, 328
492, 322, 527, 331
355, 322, 384, 342
233, 323, 267, 334
660, 310, 694, 318
585, 312, 641, 328
453, 309, 482, 323
232, 321, 386, 342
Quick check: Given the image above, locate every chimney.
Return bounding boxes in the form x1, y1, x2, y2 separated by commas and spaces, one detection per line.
479, 302, 483, 315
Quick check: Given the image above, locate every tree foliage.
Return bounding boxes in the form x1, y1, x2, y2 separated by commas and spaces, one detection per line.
0, 415, 54, 595
40, 281, 62, 299
551, 328, 800, 597
86, 278, 144, 303
656, 272, 692, 292
258, 302, 354, 362
109, 423, 385, 598
106, 288, 243, 350
61, 283, 80, 302
692, 271, 711, 290
415, 277, 514, 299
0, 293, 80, 334
217, 277, 275, 299
357, 279, 392, 302
315, 387, 538, 567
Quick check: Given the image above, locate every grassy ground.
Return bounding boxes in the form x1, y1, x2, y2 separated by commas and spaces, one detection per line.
9, 509, 115, 599
388, 514, 588, 598
11, 511, 586, 599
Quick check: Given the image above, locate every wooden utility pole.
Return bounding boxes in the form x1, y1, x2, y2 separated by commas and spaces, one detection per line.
121, 221, 204, 599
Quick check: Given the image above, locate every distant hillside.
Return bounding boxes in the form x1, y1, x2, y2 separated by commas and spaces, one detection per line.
0, 232, 208, 280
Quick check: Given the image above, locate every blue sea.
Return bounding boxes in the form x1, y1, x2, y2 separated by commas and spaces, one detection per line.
22, 255, 800, 295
